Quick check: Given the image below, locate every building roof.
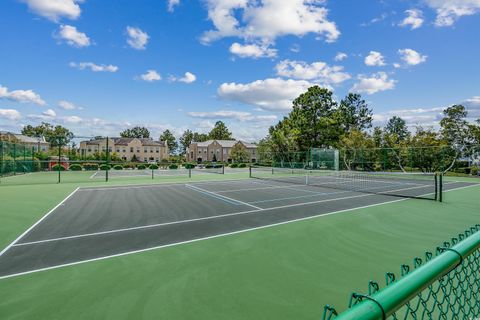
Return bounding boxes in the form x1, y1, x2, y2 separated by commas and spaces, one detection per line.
83, 137, 166, 147
0, 131, 47, 144
194, 139, 257, 148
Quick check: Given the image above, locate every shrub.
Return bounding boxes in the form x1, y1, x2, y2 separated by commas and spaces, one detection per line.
137, 164, 147, 170
99, 164, 111, 171
230, 163, 238, 168
83, 163, 99, 171
214, 164, 223, 169
51, 164, 66, 171
113, 164, 124, 170
69, 164, 83, 171
149, 164, 159, 170
169, 164, 178, 169
205, 164, 214, 169
470, 167, 478, 176
123, 163, 135, 169
238, 163, 247, 168
184, 163, 196, 169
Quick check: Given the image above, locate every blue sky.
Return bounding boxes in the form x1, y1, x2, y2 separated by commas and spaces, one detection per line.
0, 0, 479, 142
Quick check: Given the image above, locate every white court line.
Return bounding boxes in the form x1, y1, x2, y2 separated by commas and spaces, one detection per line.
0, 187, 80, 257
2, 183, 478, 281
185, 184, 263, 210
89, 171, 98, 179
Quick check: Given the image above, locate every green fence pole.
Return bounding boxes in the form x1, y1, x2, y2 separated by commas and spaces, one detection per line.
106, 137, 109, 182
439, 173, 443, 202
58, 143, 61, 183
0, 141, 3, 181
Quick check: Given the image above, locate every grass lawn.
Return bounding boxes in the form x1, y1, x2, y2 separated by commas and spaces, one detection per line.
0, 173, 479, 319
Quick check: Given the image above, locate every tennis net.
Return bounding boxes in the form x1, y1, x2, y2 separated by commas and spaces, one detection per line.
249, 166, 441, 201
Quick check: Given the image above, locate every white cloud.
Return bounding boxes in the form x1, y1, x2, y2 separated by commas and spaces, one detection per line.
168, 0, 180, 12
0, 109, 22, 120
42, 109, 57, 117
171, 72, 197, 83
138, 70, 162, 82
21, 0, 83, 22
425, 0, 480, 26
364, 51, 386, 67
69, 62, 119, 72
398, 48, 428, 66
58, 100, 77, 110
351, 72, 397, 95
275, 60, 351, 84
463, 96, 480, 118
0, 85, 46, 105
334, 52, 348, 61
229, 42, 277, 58
201, 0, 340, 44
290, 44, 300, 53
399, 9, 424, 30
187, 110, 277, 122
57, 25, 91, 47
218, 78, 314, 111
126, 26, 149, 50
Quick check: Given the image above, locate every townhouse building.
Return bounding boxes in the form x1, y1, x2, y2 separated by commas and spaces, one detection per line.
186, 140, 257, 163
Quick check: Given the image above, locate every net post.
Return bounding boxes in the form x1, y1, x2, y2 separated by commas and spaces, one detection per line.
13, 143, 16, 176
434, 173, 438, 201
439, 173, 443, 202
152, 168, 154, 180
189, 168, 192, 178
0, 141, 3, 183
249, 165, 252, 178
222, 164, 225, 174
105, 137, 109, 182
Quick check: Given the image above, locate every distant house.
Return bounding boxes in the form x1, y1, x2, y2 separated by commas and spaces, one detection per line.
79, 137, 169, 162
0, 131, 49, 152
186, 140, 257, 163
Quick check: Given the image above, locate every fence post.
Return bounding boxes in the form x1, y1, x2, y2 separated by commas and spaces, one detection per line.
57, 142, 61, 183
106, 137, 109, 182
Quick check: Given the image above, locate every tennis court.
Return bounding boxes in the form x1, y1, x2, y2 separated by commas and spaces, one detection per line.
0, 171, 474, 279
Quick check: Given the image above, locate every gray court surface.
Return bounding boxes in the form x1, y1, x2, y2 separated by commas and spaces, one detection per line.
0, 178, 475, 279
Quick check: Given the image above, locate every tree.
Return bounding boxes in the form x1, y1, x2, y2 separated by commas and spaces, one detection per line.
409, 126, 448, 172
179, 130, 194, 154
120, 126, 150, 138
339, 129, 375, 170
160, 130, 178, 154
256, 137, 273, 164
208, 121, 233, 140
337, 93, 373, 133
21, 122, 74, 146
193, 132, 209, 142
230, 143, 249, 163
440, 105, 471, 172
385, 116, 410, 142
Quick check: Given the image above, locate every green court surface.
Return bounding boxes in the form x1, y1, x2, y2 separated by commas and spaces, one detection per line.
0, 172, 479, 320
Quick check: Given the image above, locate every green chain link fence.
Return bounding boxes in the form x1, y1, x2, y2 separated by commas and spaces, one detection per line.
322, 224, 480, 320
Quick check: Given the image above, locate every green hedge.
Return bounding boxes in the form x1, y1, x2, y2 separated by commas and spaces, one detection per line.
184, 163, 196, 169
137, 164, 147, 170
230, 163, 238, 168
83, 163, 99, 171
149, 164, 159, 170
470, 167, 478, 175
69, 164, 83, 171
169, 164, 178, 169
99, 164, 111, 171
51, 164, 66, 171
113, 164, 124, 170
238, 163, 247, 168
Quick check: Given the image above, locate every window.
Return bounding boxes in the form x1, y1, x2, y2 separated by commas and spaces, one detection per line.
144, 148, 147, 153
130, 147, 134, 152
150, 149, 153, 153
137, 148, 140, 153
156, 148, 159, 153
252, 150, 255, 155
123, 149, 126, 153
88, 148, 91, 152
116, 149, 120, 153
199, 151, 201, 154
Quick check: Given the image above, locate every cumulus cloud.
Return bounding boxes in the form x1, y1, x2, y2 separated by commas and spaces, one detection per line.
425, 0, 480, 26
58, 100, 77, 110
229, 42, 277, 58
56, 25, 91, 47
201, 0, 340, 44
463, 96, 480, 118
138, 70, 162, 82
171, 72, 197, 83
42, 109, 57, 117
334, 52, 348, 61
365, 51, 386, 67
275, 60, 351, 84
351, 72, 397, 95
69, 62, 119, 72
0, 85, 46, 105
168, 0, 180, 12
398, 48, 428, 66
217, 78, 314, 111
126, 26, 149, 50
21, 0, 83, 22
0, 109, 22, 120
187, 110, 278, 122
399, 9, 424, 29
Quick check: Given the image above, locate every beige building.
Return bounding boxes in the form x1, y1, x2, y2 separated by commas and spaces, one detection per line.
0, 131, 49, 152
79, 137, 169, 162
187, 140, 257, 163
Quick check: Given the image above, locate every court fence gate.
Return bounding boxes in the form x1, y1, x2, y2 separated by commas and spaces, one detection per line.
322, 224, 480, 320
